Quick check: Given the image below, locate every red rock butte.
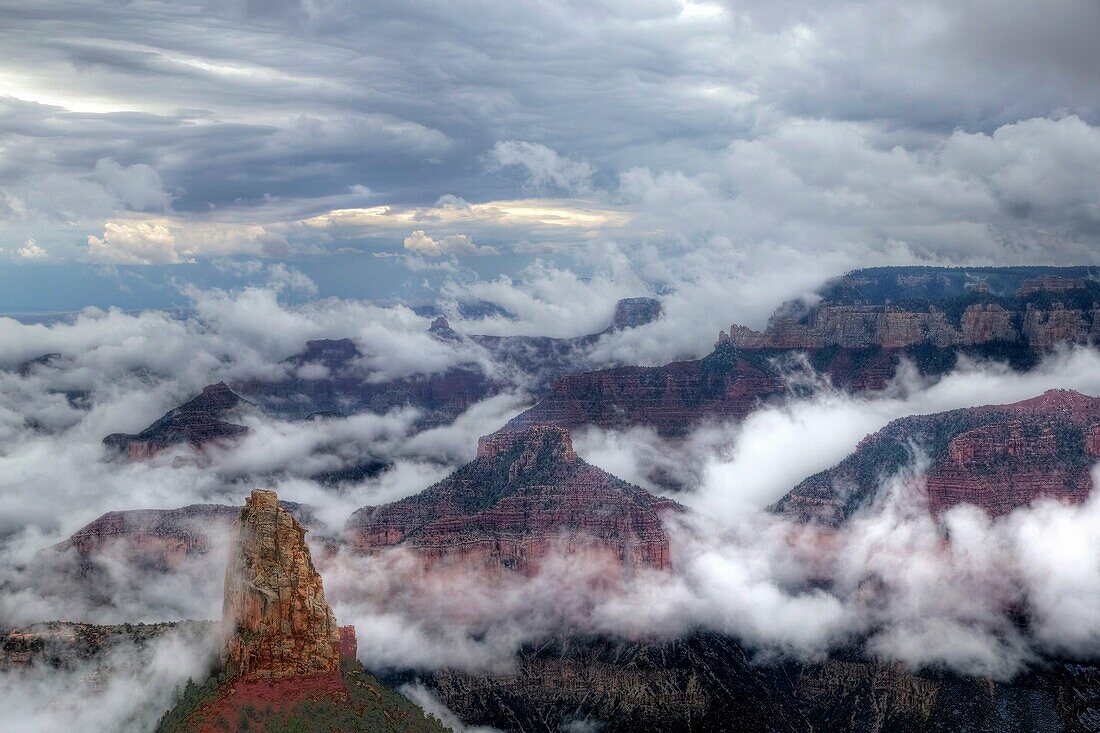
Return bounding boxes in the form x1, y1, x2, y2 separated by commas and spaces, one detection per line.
346, 424, 682, 576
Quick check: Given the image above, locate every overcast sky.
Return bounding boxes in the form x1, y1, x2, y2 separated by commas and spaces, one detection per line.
1, 0, 1099, 312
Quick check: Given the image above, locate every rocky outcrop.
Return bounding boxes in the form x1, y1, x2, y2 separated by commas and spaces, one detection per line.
103, 382, 250, 458
221, 489, 341, 680
719, 267, 1099, 352
606, 296, 662, 331
772, 389, 1100, 527
152, 489, 449, 733
345, 425, 682, 575
1016, 276, 1087, 297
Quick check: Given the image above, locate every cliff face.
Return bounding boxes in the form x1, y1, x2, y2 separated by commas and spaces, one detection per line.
504, 341, 987, 439
221, 489, 341, 680
103, 382, 250, 458
58, 505, 239, 572
345, 425, 682, 575
423, 633, 1100, 733
772, 389, 1100, 527
506, 267, 1096, 441
719, 267, 1099, 352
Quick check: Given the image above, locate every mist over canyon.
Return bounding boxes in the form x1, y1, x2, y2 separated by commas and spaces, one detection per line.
3, 1, 1100, 729
1, 265, 1099, 732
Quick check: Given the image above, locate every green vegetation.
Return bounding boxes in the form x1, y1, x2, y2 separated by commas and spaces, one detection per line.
156, 672, 228, 732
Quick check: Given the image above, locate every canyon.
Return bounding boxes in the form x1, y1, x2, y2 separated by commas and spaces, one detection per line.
233, 296, 662, 425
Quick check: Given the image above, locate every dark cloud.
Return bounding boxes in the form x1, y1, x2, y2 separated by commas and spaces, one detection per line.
1, 0, 1098, 277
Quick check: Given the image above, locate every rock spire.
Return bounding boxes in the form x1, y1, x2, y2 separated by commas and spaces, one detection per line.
221, 489, 342, 679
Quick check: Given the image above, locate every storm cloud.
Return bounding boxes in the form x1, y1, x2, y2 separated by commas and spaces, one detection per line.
0, 0, 1098, 299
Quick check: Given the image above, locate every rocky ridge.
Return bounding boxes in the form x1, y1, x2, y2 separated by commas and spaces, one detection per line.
718, 268, 1100, 351
234, 296, 662, 424
506, 267, 1098, 440
772, 389, 1100, 527
103, 382, 251, 458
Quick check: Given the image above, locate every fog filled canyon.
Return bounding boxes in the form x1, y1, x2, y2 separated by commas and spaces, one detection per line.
4, 1, 1100, 729
1, 266, 1099, 731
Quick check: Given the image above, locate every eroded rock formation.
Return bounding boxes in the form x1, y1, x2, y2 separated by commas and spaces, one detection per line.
772, 389, 1100, 527
509, 267, 1098, 441
345, 425, 682, 575
103, 382, 250, 458
221, 489, 341, 680
719, 268, 1099, 352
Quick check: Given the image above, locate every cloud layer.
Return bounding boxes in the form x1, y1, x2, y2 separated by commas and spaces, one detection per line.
0, 0, 1097, 295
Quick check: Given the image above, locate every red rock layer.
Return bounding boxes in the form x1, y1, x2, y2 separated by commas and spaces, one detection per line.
195, 673, 349, 733
339, 625, 358, 661
345, 425, 682, 576
57, 505, 238, 571
222, 489, 341, 680
720, 299, 1100, 351
774, 389, 1100, 526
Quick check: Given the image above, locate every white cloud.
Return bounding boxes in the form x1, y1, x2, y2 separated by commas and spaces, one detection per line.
16, 238, 47, 259
486, 141, 595, 194
87, 221, 185, 265
403, 230, 499, 257
92, 158, 171, 212
85, 219, 293, 265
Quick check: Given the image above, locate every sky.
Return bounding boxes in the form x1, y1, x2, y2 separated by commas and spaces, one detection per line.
1, 0, 1099, 315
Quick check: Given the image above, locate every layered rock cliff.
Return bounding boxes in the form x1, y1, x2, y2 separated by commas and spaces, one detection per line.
59, 505, 239, 573
503, 339, 981, 439
345, 425, 682, 575
103, 382, 251, 458
719, 267, 1099, 351
772, 389, 1100, 527
506, 267, 1096, 440
56, 501, 316, 575
221, 489, 341, 680
421, 633, 1100, 733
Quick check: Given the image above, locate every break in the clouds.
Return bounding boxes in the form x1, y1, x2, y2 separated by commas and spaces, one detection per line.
0, 0, 1098, 299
